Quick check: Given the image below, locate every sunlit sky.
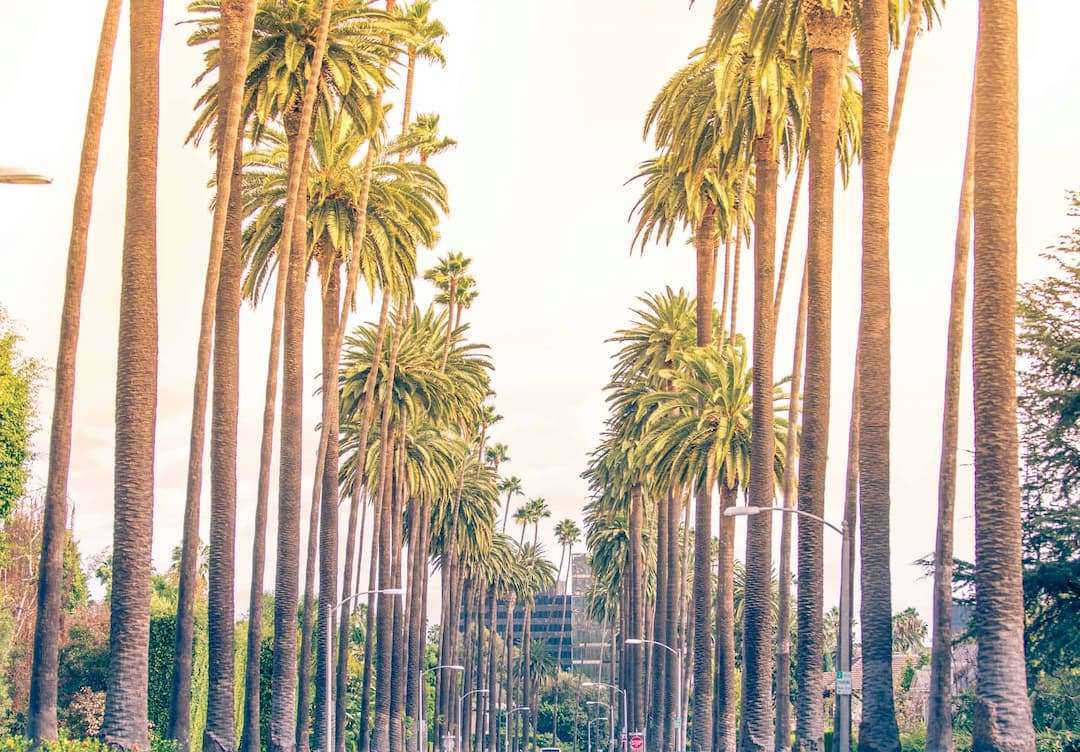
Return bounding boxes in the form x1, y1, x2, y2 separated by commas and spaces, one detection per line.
2, 2, 1079, 630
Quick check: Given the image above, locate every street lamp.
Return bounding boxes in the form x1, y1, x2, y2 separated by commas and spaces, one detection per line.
502, 706, 530, 752
458, 688, 489, 752
724, 505, 852, 752
626, 637, 684, 752
586, 701, 611, 752
420, 664, 465, 752
583, 682, 627, 752
0, 166, 52, 185
587, 715, 608, 752
326, 588, 404, 752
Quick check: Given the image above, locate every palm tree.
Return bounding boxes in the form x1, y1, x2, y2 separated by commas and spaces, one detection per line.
27, 0, 122, 742
486, 443, 510, 472
552, 519, 581, 746
971, 2, 1036, 749
775, 261, 807, 751
640, 343, 788, 752
390, 113, 458, 165
513, 505, 531, 547
855, 2, 903, 750
499, 476, 524, 532
425, 251, 473, 370
632, 49, 751, 751
183, 3, 388, 749
100, 2, 164, 748
171, 2, 258, 748
397, 1, 448, 136
528, 498, 551, 546
267, 4, 338, 748
926, 76, 976, 752
601, 288, 695, 751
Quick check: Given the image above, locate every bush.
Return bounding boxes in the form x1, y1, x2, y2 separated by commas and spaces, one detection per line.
60, 688, 105, 740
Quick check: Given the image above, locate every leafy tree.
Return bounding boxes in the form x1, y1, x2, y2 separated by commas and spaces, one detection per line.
0, 310, 41, 519
1016, 202, 1080, 729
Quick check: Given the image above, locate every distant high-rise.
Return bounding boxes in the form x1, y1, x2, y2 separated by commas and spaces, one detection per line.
570, 552, 609, 682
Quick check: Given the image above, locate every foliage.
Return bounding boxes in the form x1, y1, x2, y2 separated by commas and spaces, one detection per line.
891, 607, 928, 655
1017, 205, 1080, 692
145, 612, 208, 750
0, 309, 41, 519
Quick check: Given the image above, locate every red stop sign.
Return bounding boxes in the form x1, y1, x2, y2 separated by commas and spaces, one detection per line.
629, 733, 645, 751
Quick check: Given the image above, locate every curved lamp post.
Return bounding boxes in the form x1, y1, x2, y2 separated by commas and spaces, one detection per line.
626, 637, 684, 751
327, 587, 404, 752
457, 688, 488, 752
420, 664, 465, 752
0, 167, 52, 185
501, 706, 530, 752
587, 715, 609, 752
724, 505, 852, 752
583, 682, 626, 752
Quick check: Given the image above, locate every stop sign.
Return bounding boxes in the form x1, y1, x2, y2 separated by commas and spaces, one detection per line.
629, 732, 645, 751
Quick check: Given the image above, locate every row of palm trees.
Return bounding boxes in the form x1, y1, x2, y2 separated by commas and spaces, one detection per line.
21, 3, 579, 752
579, 1, 1034, 752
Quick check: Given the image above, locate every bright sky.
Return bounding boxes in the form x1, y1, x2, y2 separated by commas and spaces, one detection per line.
2, 2, 1079, 632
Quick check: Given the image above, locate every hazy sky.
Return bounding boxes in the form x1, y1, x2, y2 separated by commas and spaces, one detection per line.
2, 2, 1079, 629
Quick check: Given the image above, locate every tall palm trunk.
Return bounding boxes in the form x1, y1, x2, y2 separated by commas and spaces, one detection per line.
690, 199, 717, 752
399, 49, 418, 158
460, 579, 477, 750
665, 490, 680, 752
172, 3, 256, 746
834, 369, 859, 751
28, 0, 121, 741
358, 433, 390, 752
390, 431, 409, 752
360, 298, 408, 752
374, 422, 400, 752
775, 260, 807, 752
504, 598, 516, 752
715, 485, 737, 752
628, 484, 645, 731
740, 128, 778, 752
100, 2, 163, 748
772, 154, 806, 320
648, 492, 668, 752
203, 45, 253, 752
520, 606, 533, 752
372, 302, 410, 752
314, 257, 343, 752
888, 0, 923, 161
336, 289, 393, 751
795, 7, 849, 751
926, 80, 976, 752
729, 172, 748, 345
487, 588, 500, 752
856, 4, 901, 749
294, 238, 320, 752
269, 2, 336, 748
719, 238, 733, 343
971, 3, 1035, 750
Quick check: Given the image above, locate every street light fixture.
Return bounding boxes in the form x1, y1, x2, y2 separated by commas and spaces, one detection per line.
420, 664, 465, 752
587, 715, 609, 752
724, 505, 852, 752
0, 166, 52, 185
457, 688, 489, 752
502, 706, 530, 752
626, 637, 684, 752
324, 588, 404, 752
583, 682, 627, 752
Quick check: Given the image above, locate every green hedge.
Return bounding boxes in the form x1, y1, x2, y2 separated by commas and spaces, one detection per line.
146, 612, 208, 751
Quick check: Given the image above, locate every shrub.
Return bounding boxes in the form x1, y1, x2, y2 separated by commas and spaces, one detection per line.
60, 688, 105, 740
